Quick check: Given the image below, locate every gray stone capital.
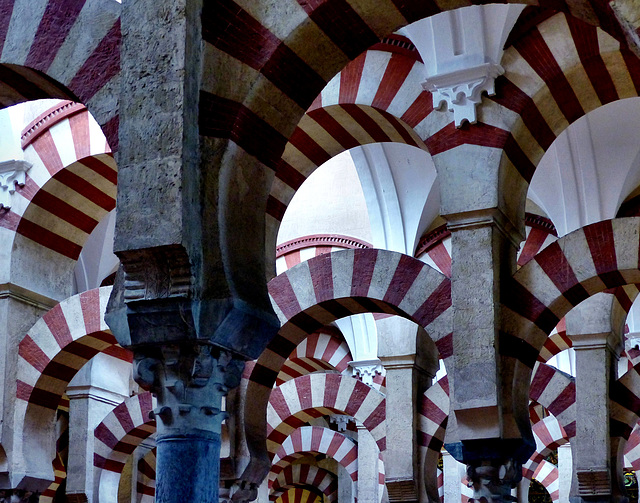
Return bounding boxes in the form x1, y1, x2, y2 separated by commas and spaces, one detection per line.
133, 343, 244, 437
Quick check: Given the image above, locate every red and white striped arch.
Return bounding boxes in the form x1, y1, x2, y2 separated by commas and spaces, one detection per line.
530, 460, 560, 503
137, 447, 156, 503
276, 329, 352, 386
0, 0, 121, 146
270, 463, 337, 502
2, 100, 117, 262
419, 375, 449, 503
530, 363, 576, 438
16, 287, 130, 411
523, 415, 569, 481
270, 426, 357, 483
267, 373, 385, 455
94, 392, 156, 503
274, 487, 322, 503
504, 218, 640, 393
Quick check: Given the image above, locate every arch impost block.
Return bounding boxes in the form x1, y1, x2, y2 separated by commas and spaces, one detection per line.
444, 207, 524, 250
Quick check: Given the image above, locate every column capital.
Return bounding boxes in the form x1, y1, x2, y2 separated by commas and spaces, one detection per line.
348, 359, 383, 386
133, 343, 244, 436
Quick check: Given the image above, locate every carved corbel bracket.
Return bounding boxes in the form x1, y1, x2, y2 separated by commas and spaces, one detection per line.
0, 160, 31, 210
423, 63, 504, 127
349, 359, 384, 387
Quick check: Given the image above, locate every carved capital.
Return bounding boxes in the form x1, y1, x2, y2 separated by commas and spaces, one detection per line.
134, 343, 244, 435
0, 490, 39, 503
466, 459, 521, 503
0, 160, 31, 210
349, 359, 383, 386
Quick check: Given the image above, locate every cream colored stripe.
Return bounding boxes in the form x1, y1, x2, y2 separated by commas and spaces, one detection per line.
347, 0, 406, 37
604, 51, 638, 100
302, 113, 350, 157
325, 106, 375, 144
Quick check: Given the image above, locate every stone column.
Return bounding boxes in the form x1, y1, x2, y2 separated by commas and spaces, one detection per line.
442, 450, 463, 502
133, 344, 244, 503
65, 355, 131, 502
357, 424, 379, 503
377, 317, 438, 503
566, 294, 620, 502
433, 145, 531, 500
558, 443, 572, 503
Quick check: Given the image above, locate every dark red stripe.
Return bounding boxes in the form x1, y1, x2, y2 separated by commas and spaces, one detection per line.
401, 91, 433, 128
341, 104, 391, 142
101, 114, 119, 152
584, 220, 625, 288
200, 91, 287, 170
503, 279, 560, 332
18, 335, 50, 372
0, 0, 14, 54
276, 160, 306, 190
426, 122, 510, 156
351, 249, 378, 297
499, 332, 538, 368
372, 53, 415, 110
547, 381, 576, 417
342, 381, 370, 417
16, 218, 82, 259
622, 49, 640, 96
266, 195, 287, 220
70, 19, 121, 103
412, 279, 451, 327
503, 133, 536, 182
514, 28, 584, 124
491, 77, 556, 151
308, 107, 360, 150
383, 254, 423, 306
382, 109, 419, 147
25, 0, 87, 71
308, 253, 334, 303
203, 0, 324, 109
269, 273, 302, 320
339, 53, 366, 104
435, 332, 453, 359
289, 127, 331, 167
80, 156, 118, 185
31, 189, 98, 233
566, 17, 618, 105
55, 169, 115, 211
535, 241, 589, 305
296, 0, 379, 60
389, 0, 440, 22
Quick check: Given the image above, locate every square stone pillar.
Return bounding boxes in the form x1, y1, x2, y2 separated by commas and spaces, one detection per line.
357, 424, 380, 503
558, 443, 573, 503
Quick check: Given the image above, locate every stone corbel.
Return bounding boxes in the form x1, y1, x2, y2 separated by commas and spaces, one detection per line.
0, 160, 31, 210
423, 63, 504, 127
329, 414, 353, 432
349, 359, 383, 387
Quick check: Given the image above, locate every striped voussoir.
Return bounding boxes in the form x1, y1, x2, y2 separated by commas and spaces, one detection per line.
270, 464, 337, 502
275, 487, 322, 503
610, 364, 640, 440
418, 376, 449, 502
531, 460, 560, 503
0, 0, 121, 147
538, 319, 570, 363
624, 422, 640, 470
530, 363, 576, 438
270, 426, 357, 482
267, 373, 385, 455
137, 447, 156, 503
276, 329, 353, 386
523, 416, 569, 480
39, 452, 67, 503
93, 392, 155, 475
437, 468, 443, 503
504, 218, 640, 368
3, 100, 118, 261
17, 286, 131, 411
